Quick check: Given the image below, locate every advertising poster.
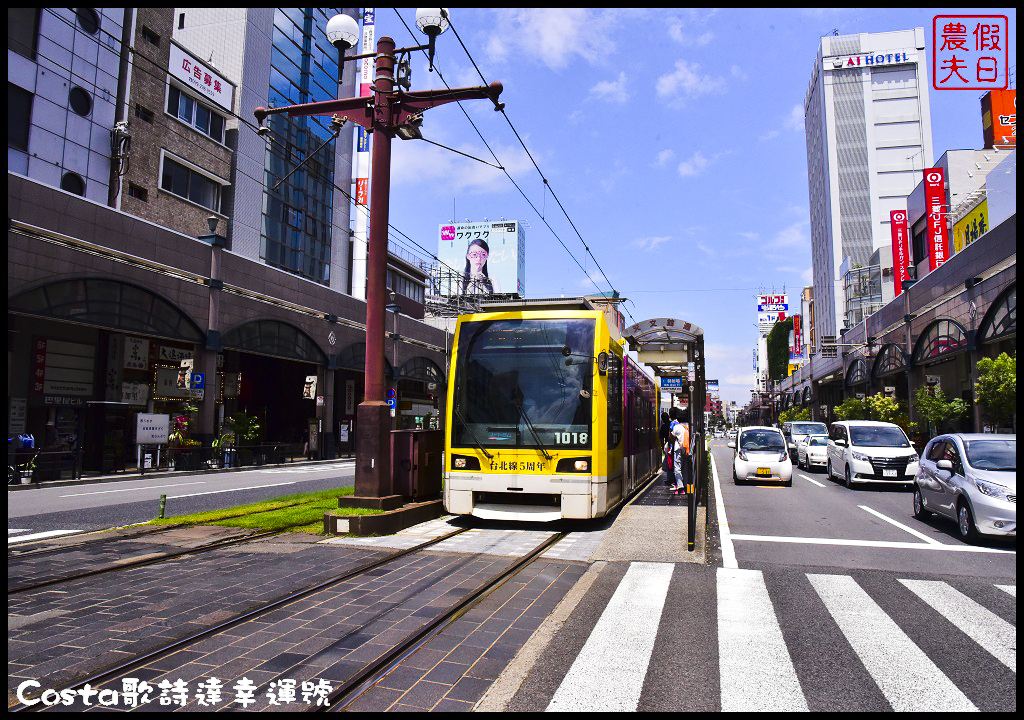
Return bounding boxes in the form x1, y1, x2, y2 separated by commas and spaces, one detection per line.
953, 200, 989, 254
437, 221, 525, 297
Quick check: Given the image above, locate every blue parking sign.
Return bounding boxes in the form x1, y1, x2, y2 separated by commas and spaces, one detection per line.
190, 372, 205, 389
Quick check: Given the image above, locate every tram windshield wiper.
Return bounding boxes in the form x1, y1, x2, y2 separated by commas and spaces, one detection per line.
514, 402, 553, 460
452, 406, 493, 459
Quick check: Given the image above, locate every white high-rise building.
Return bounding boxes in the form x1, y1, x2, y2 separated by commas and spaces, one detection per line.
803, 28, 934, 340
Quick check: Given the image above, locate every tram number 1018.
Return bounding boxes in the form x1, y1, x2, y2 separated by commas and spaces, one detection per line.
552, 432, 588, 445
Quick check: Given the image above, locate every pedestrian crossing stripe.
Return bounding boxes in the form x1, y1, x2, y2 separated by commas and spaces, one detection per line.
542, 564, 1014, 713
8, 529, 83, 544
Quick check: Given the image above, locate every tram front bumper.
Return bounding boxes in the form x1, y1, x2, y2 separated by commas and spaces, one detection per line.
444, 473, 600, 520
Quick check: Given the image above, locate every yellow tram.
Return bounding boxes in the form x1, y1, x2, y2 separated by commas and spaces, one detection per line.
443, 298, 659, 521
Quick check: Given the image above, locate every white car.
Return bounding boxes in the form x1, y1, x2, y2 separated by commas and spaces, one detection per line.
797, 434, 829, 470
826, 420, 920, 488
729, 426, 793, 486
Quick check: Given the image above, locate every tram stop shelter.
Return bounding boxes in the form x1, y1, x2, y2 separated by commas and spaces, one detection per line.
620, 318, 708, 554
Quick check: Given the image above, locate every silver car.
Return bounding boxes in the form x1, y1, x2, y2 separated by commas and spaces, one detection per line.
797, 434, 829, 470
913, 434, 1016, 541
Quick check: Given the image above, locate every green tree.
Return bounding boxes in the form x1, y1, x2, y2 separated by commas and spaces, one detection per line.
833, 396, 868, 421
975, 353, 1016, 429
914, 385, 968, 437
766, 317, 795, 380
779, 407, 810, 424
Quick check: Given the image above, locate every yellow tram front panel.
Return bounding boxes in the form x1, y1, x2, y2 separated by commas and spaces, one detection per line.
444, 308, 622, 520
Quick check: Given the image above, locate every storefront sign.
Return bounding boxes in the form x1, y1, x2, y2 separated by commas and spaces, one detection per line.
154, 366, 192, 399
9, 398, 27, 434
890, 210, 911, 296
981, 89, 1016, 147
121, 382, 148, 405
953, 199, 989, 253
124, 337, 149, 370
923, 168, 949, 271
159, 345, 193, 363
344, 380, 355, 415
169, 41, 234, 112
303, 376, 317, 400
136, 413, 170, 444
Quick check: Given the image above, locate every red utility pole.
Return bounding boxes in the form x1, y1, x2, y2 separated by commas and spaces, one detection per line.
255, 35, 502, 505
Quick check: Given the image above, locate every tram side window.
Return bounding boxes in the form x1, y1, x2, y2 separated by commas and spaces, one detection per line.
608, 354, 623, 448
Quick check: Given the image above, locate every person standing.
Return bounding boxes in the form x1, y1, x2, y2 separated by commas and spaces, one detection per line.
659, 411, 672, 485
670, 407, 691, 496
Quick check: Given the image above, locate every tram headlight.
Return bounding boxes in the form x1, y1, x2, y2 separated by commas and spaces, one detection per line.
451, 455, 480, 471
556, 457, 591, 473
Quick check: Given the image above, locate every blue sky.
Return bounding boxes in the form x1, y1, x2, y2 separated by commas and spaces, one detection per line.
368, 8, 1016, 408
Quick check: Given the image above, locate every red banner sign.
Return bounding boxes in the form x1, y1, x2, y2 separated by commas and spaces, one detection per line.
890, 210, 911, 295
792, 314, 802, 355
923, 169, 949, 271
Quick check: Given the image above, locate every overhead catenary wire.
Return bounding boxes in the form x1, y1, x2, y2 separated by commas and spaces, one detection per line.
392, 10, 627, 319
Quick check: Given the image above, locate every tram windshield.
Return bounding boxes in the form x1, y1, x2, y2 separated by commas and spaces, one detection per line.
452, 318, 595, 450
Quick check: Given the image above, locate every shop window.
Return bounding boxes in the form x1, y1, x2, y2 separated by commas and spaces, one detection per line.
912, 319, 968, 365
978, 285, 1015, 344
872, 343, 907, 379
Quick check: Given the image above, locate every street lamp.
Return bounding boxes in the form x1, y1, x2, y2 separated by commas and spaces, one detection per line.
254, 10, 503, 506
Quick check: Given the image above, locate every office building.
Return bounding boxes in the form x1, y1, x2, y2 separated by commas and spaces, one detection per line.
803, 28, 934, 340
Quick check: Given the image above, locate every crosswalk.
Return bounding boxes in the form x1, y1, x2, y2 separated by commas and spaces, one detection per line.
525, 564, 1016, 712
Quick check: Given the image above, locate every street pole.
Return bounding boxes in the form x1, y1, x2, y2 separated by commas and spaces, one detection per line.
254, 18, 502, 506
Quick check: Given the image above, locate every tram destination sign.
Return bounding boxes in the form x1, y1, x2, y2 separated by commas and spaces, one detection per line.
661, 377, 684, 390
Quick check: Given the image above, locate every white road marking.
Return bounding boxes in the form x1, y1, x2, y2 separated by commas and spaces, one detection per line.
730, 534, 1015, 553
546, 562, 673, 712
710, 453, 737, 569
995, 584, 1016, 597
8, 529, 30, 534
797, 473, 825, 487
168, 481, 299, 499
8, 529, 84, 544
717, 568, 807, 712
859, 505, 944, 545
60, 481, 207, 497
899, 579, 1016, 672
808, 573, 977, 712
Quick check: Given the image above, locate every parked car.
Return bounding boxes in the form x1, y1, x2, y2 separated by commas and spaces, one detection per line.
729, 426, 792, 486
826, 420, 920, 488
913, 434, 1016, 542
783, 421, 829, 462
796, 434, 829, 470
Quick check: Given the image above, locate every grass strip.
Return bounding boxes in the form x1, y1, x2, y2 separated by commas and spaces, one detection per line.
147, 486, 382, 534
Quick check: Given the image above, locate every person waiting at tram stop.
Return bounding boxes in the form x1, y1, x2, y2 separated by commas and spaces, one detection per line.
669, 406, 692, 496
659, 411, 673, 486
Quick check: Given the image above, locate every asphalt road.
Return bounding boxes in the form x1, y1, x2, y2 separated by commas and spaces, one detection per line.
709, 440, 1016, 579
7, 461, 355, 542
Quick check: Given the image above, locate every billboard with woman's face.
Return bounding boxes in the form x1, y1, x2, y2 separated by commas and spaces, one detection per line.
436, 221, 526, 297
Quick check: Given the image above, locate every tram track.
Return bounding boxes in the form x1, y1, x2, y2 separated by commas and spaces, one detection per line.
11, 525, 475, 712
7, 499, 346, 594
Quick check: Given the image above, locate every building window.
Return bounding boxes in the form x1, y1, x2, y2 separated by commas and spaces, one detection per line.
69, 86, 92, 117
134, 104, 154, 123
127, 183, 149, 202
141, 26, 160, 46
8, 8, 39, 59
160, 155, 223, 212
60, 172, 86, 196
8, 83, 32, 151
178, 13, 185, 29
167, 85, 225, 143
76, 8, 100, 35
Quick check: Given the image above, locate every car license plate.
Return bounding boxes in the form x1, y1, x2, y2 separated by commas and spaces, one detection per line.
883, 469, 897, 477
757, 468, 771, 476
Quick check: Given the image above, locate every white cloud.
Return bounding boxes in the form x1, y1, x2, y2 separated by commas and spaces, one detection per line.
390, 136, 532, 195
666, 12, 717, 45
784, 104, 805, 132
631, 235, 672, 251
656, 60, 726, 106
801, 267, 813, 284
655, 149, 676, 167
677, 150, 712, 178
590, 71, 630, 104
770, 220, 809, 248
487, 9, 633, 69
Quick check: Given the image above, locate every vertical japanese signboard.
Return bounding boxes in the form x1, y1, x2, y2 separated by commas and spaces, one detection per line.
890, 210, 911, 296
923, 169, 949, 271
